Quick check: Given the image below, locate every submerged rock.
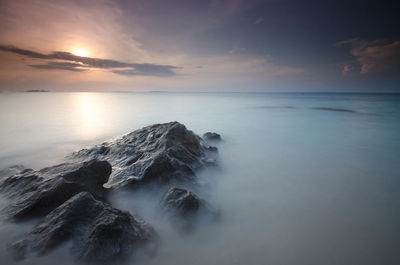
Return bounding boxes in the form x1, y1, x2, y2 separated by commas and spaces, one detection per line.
10, 192, 156, 264
70, 122, 218, 189
202, 132, 221, 142
160, 187, 219, 230
0, 159, 111, 221
161, 187, 201, 217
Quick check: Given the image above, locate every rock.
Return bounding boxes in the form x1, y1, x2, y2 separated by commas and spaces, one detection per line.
0, 169, 42, 199
202, 132, 221, 142
160, 187, 219, 230
60, 159, 112, 197
161, 187, 201, 217
0, 122, 221, 263
0, 159, 111, 221
9, 192, 156, 264
2, 177, 86, 221
70, 122, 218, 189
0, 165, 32, 179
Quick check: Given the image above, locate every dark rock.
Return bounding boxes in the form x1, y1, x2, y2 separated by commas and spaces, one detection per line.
2, 177, 86, 221
0, 165, 32, 179
202, 132, 221, 142
0, 122, 221, 263
60, 159, 112, 197
205, 145, 218, 152
10, 192, 156, 264
310, 107, 356, 113
160, 187, 219, 230
0, 159, 112, 221
0, 170, 42, 199
161, 187, 201, 217
70, 122, 218, 189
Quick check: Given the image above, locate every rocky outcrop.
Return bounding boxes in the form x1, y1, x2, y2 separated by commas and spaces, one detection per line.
0, 159, 111, 221
161, 187, 201, 217
202, 132, 222, 142
0, 165, 30, 179
10, 192, 156, 264
70, 122, 217, 189
0, 122, 220, 263
160, 187, 219, 230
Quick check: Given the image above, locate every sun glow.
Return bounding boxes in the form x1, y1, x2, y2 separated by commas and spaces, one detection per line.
74, 93, 101, 138
72, 49, 88, 57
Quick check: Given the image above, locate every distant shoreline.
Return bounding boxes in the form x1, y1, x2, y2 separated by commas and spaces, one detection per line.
1, 90, 398, 95
25, 89, 49, 93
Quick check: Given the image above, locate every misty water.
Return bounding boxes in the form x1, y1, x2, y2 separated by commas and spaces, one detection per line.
0, 92, 399, 265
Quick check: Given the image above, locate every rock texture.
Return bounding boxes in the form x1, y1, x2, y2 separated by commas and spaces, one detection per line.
0, 122, 220, 263
161, 187, 202, 217
202, 132, 222, 142
10, 192, 156, 264
70, 122, 217, 189
0, 159, 111, 221
160, 187, 218, 230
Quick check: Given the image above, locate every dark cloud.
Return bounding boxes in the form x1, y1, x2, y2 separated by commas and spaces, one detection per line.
29, 62, 88, 72
0, 45, 178, 76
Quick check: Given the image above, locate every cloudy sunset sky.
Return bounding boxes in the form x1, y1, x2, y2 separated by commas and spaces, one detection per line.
0, 0, 399, 92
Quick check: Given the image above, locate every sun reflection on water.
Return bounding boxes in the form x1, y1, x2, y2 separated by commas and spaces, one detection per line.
74, 93, 102, 139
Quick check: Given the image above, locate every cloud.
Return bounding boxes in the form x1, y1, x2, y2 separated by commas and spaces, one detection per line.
336, 61, 355, 77
0, 0, 151, 61
0, 0, 310, 92
112, 64, 177, 77
0, 45, 178, 77
192, 54, 304, 77
29, 62, 87, 72
336, 38, 400, 75
341, 64, 353, 77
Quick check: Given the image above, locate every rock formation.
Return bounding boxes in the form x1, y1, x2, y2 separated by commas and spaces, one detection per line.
10, 192, 156, 264
0, 159, 111, 221
0, 122, 220, 263
202, 132, 222, 142
69, 122, 217, 189
160, 187, 219, 230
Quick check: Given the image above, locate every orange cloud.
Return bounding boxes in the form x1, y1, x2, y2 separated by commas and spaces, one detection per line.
336, 38, 400, 75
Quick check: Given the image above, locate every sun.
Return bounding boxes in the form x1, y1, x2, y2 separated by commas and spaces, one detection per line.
72, 49, 88, 57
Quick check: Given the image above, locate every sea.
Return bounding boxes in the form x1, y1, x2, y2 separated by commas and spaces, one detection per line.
0, 92, 399, 265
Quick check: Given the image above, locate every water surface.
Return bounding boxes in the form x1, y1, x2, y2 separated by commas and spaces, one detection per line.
0, 92, 399, 265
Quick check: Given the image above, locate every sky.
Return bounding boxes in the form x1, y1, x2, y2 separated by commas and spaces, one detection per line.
0, 0, 399, 92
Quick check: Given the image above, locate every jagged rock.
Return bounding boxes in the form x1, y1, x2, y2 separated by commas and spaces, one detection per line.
202, 132, 221, 142
0, 122, 221, 262
60, 159, 112, 197
10, 192, 156, 264
0, 165, 31, 179
2, 177, 86, 221
161, 187, 201, 217
70, 122, 218, 189
0, 159, 111, 221
160, 187, 219, 230
0, 168, 42, 199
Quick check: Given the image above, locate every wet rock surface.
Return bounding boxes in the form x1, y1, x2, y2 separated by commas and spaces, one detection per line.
70, 122, 217, 189
0, 122, 220, 263
10, 192, 156, 264
0, 159, 111, 221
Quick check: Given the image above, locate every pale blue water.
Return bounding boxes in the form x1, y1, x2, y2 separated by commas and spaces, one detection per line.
0, 92, 399, 265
